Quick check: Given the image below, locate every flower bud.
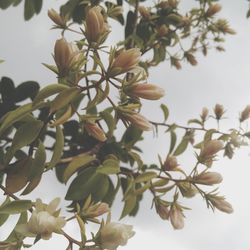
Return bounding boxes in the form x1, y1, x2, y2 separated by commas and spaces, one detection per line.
125, 83, 165, 100
214, 104, 225, 120
185, 52, 197, 66
194, 171, 223, 185
170, 56, 182, 70
169, 205, 184, 230
200, 140, 224, 160
138, 6, 151, 19
205, 4, 222, 17
85, 122, 107, 142
121, 112, 153, 131
54, 38, 81, 76
109, 48, 141, 76
86, 202, 110, 217
210, 196, 234, 214
200, 107, 209, 122
156, 25, 169, 37
240, 105, 250, 122
85, 6, 109, 43
156, 203, 170, 220
48, 9, 66, 27
100, 222, 135, 250
163, 155, 178, 171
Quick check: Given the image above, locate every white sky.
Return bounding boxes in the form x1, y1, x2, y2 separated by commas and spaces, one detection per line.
1, 1, 250, 250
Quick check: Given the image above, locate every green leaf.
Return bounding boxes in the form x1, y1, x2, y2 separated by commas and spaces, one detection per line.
120, 194, 136, 219
5, 120, 43, 164
173, 138, 189, 156
0, 59, 4, 64
28, 140, 46, 180
97, 158, 120, 175
24, 0, 35, 20
103, 177, 120, 206
247, 9, 250, 18
14, 81, 40, 102
0, 197, 11, 227
204, 129, 217, 142
169, 130, 177, 155
134, 171, 157, 183
160, 104, 169, 122
5, 157, 32, 193
33, 0, 42, 14
0, 0, 12, 9
65, 168, 109, 201
50, 87, 81, 113
100, 110, 116, 137
47, 126, 64, 169
188, 119, 203, 126
63, 154, 96, 183
0, 103, 33, 137
33, 84, 69, 105
0, 200, 32, 214
21, 175, 41, 195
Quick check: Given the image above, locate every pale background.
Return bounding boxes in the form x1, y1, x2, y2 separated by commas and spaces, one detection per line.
1, 1, 250, 249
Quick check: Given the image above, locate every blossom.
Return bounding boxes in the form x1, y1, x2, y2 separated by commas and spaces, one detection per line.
100, 222, 135, 250
156, 204, 170, 220
85, 7, 109, 43
200, 107, 209, 122
125, 83, 165, 100
205, 4, 222, 17
16, 198, 66, 240
109, 48, 141, 76
240, 105, 250, 122
213, 103, 225, 120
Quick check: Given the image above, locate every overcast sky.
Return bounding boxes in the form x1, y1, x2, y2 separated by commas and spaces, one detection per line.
1, 1, 250, 250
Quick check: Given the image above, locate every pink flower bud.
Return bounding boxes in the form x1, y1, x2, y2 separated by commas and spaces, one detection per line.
156, 204, 170, 220
194, 172, 223, 185
85, 122, 107, 142
122, 112, 153, 131
163, 155, 178, 171
125, 83, 165, 100
205, 4, 222, 17
200, 140, 224, 159
48, 9, 66, 27
87, 203, 110, 217
169, 205, 184, 230
210, 197, 234, 214
214, 104, 225, 120
200, 107, 209, 122
240, 105, 250, 122
54, 38, 80, 76
85, 7, 109, 43
109, 48, 141, 76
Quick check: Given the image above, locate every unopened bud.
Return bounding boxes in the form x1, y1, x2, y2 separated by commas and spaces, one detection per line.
48, 9, 66, 27
138, 6, 151, 19
185, 52, 197, 66
121, 112, 152, 131
54, 38, 81, 76
215, 19, 236, 35
125, 83, 165, 100
86, 202, 110, 217
169, 205, 184, 230
170, 57, 182, 70
85, 122, 107, 142
205, 4, 222, 17
163, 155, 178, 171
200, 140, 224, 160
210, 196, 234, 214
85, 7, 109, 43
168, 0, 178, 8
109, 48, 141, 76
156, 25, 169, 37
240, 105, 250, 122
194, 172, 223, 185
200, 107, 209, 122
156, 204, 169, 220
214, 103, 225, 120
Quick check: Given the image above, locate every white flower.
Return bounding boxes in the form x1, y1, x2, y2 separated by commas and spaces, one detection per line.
100, 222, 135, 250
16, 198, 66, 240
